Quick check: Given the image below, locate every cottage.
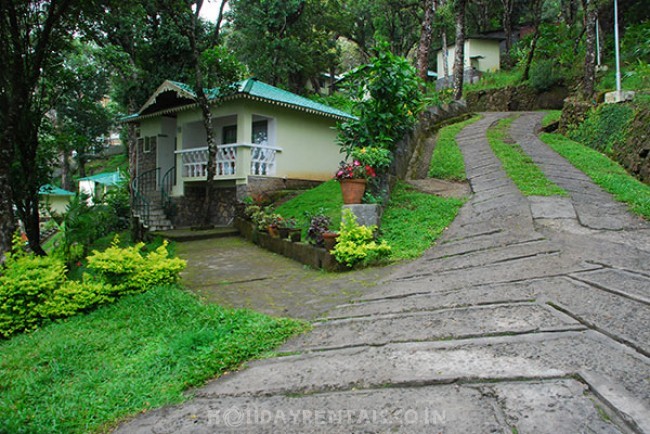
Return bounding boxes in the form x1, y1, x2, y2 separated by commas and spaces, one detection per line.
123, 78, 354, 230
78, 171, 125, 205
436, 36, 503, 89
39, 184, 75, 215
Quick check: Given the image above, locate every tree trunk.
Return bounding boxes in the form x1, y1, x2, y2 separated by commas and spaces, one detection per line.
501, 0, 514, 67
417, 0, 436, 83
127, 98, 141, 242
452, 0, 467, 100
21, 197, 46, 256
61, 149, 73, 191
583, 0, 597, 99
522, 30, 539, 81
522, 0, 544, 81
77, 154, 87, 178
0, 141, 14, 263
441, 31, 449, 78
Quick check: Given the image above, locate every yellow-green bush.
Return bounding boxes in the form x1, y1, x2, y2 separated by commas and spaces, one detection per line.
36, 281, 114, 319
0, 254, 67, 337
0, 236, 186, 338
86, 238, 186, 294
332, 209, 391, 268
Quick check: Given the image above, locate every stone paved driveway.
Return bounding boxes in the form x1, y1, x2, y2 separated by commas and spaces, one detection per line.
116, 112, 650, 434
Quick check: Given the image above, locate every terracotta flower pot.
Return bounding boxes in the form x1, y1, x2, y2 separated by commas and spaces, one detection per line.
339, 179, 366, 204
322, 231, 339, 252
267, 226, 280, 238
288, 228, 302, 242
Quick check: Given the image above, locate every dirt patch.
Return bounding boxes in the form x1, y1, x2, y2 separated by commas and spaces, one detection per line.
406, 179, 471, 198
176, 237, 397, 320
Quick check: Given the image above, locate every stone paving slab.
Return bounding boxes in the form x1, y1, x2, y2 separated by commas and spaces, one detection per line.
285, 303, 582, 351
528, 196, 577, 219
570, 268, 650, 304
115, 379, 630, 434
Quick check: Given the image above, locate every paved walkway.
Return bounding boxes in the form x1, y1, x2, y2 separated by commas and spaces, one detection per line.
116, 112, 650, 433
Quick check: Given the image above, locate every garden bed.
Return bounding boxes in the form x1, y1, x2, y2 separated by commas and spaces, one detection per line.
234, 217, 342, 271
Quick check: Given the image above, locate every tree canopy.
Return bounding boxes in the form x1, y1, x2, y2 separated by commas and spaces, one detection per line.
1, 0, 649, 261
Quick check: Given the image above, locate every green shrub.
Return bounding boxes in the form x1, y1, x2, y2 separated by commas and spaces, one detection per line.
332, 209, 391, 268
0, 254, 67, 337
529, 59, 562, 92
0, 236, 185, 338
567, 104, 634, 154
36, 280, 114, 319
85, 237, 186, 294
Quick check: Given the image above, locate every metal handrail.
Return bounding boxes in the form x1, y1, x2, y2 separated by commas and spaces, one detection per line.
131, 167, 160, 227
160, 166, 176, 213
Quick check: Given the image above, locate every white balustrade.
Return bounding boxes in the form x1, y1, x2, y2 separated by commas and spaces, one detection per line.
216, 145, 237, 176
177, 147, 209, 178
175, 143, 281, 180
250, 144, 277, 176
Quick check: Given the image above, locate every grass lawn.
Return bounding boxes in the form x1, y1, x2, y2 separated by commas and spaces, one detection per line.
541, 110, 562, 128
381, 182, 465, 260
464, 69, 522, 92
539, 132, 650, 219
429, 115, 480, 181
275, 179, 343, 236
487, 117, 566, 197
0, 286, 307, 434
276, 180, 465, 261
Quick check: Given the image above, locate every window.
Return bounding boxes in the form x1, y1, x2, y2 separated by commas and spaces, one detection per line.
223, 125, 237, 144
142, 136, 156, 153
252, 120, 268, 145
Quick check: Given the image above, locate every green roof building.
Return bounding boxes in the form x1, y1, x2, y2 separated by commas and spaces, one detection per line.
123, 79, 352, 230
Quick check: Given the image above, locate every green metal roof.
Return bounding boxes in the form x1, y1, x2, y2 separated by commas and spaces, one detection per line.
239, 79, 354, 119
125, 78, 355, 122
78, 171, 125, 186
39, 184, 75, 196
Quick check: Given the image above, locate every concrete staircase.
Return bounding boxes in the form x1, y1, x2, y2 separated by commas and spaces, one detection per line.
132, 191, 174, 232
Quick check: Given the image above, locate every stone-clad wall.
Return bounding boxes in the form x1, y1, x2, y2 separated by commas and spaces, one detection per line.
170, 184, 237, 228
615, 104, 650, 184
466, 85, 568, 112
382, 100, 470, 200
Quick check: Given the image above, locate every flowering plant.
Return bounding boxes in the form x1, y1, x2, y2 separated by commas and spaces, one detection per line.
334, 160, 376, 180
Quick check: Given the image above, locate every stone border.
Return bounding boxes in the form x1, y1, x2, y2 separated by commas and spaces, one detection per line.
234, 217, 341, 271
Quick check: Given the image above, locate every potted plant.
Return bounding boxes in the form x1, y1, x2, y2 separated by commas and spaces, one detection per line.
334, 160, 376, 204
322, 230, 339, 252
306, 213, 332, 247
277, 217, 298, 240
267, 213, 283, 238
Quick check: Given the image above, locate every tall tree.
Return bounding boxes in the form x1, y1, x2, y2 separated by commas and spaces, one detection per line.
228, 0, 336, 93
52, 42, 113, 180
436, 0, 451, 79
417, 0, 437, 82
582, 0, 598, 99
87, 0, 196, 239
0, 0, 93, 258
452, 0, 467, 100
501, 0, 515, 66
159, 0, 243, 227
522, 0, 544, 81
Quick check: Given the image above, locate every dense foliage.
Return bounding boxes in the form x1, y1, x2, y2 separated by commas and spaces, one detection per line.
337, 43, 422, 156
332, 209, 391, 268
0, 236, 185, 338
567, 104, 635, 155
